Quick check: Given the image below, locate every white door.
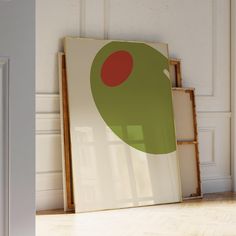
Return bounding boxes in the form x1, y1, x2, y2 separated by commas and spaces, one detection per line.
0, 0, 35, 235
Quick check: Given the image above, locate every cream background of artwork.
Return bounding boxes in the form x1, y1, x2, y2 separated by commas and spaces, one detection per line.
64, 37, 182, 212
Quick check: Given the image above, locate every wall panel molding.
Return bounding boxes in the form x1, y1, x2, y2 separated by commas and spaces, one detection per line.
79, 0, 86, 37
36, 113, 60, 132
197, 113, 231, 193
36, 189, 64, 211
189, 0, 230, 112
0, 57, 8, 235
36, 94, 60, 114
80, 0, 106, 39
36, 114, 62, 173
197, 112, 231, 119
201, 175, 232, 193
36, 112, 63, 210
198, 128, 215, 166
104, 0, 110, 39
36, 172, 63, 191
36, 0, 80, 94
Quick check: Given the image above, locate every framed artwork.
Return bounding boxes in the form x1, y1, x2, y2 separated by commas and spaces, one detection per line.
63, 37, 182, 213
59, 54, 201, 210
170, 59, 182, 87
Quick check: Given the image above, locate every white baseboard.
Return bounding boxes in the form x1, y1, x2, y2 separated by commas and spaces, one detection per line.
201, 176, 232, 193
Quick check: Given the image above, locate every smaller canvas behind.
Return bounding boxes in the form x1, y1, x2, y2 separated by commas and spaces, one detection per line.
177, 143, 201, 198
172, 89, 196, 141
172, 88, 201, 198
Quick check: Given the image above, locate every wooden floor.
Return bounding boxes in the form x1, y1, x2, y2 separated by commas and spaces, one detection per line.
36, 192, 236, 236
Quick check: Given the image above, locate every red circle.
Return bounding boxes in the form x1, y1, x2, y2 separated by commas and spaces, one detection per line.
101, 51, 133, 87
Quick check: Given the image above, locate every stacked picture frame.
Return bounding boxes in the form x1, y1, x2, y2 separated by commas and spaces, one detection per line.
59, 54, 202, 211
58, 53, 75, 210
170, 59, 182, 87
172, 87, 201, 198
170, 59, 202, 199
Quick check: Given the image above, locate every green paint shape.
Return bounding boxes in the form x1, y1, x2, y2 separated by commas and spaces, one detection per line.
90, 41, 176, 154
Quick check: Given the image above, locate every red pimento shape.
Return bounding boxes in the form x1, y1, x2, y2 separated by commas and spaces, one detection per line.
101, 51, 133, 87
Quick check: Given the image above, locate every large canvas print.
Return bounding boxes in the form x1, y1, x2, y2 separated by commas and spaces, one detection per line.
64, 37, 182, 213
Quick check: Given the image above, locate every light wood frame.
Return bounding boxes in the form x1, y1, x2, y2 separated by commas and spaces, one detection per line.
170, 59, 182, 87
58, 53, 75, 211
173, 88, 202, 198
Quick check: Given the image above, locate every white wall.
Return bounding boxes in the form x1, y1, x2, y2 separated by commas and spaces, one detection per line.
36, 0, 231, 210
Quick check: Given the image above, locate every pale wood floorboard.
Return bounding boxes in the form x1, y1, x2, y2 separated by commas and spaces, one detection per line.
36, 192, 236, 236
